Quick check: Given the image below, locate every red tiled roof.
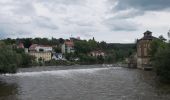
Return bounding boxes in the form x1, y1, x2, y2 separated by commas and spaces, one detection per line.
29, 44, 52, 51
65, 41, 74, 47
29, 44, 38, 50
17, 43, 24, 48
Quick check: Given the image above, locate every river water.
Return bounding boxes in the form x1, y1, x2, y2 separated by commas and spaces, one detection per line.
0, 65, 170, 100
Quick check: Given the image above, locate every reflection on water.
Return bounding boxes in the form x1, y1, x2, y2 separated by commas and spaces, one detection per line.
0, 66, 170, 100
0, 81, 18, 100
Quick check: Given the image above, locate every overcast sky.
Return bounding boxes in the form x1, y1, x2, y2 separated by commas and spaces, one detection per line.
0, 0, 170, 43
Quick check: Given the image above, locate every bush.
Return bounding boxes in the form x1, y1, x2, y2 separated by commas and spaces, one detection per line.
153, 45, 170, 83
0, 47, 20, 73
45, 60, 74, 66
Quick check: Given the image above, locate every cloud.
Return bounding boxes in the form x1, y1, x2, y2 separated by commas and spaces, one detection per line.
0, 0, 170, 43
110, 0, 170, 11
104, 17, 139, 31
106, 0, 170, 20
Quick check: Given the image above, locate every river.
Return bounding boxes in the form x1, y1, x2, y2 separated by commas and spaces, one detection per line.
0, 65, 170, 100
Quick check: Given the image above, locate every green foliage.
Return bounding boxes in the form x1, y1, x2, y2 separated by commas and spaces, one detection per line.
2, 38, 15, 45
78, 54, 97, 64
99, 41, 108, 50
0, 47, 20, 73
45, 60, 74, 66
54, 47, 61, 53
152, 44, 170, 83
65, 53, 76, 61
150, 39, 170, 83
20, 53, 35, 67
23, 38, 32, 48
97, 55, 104, 64
149, 39, 166, 60
105, 55, 116, 64
74, 40, 91, 54
0, 41, 5, 47
0, 43, 36, 73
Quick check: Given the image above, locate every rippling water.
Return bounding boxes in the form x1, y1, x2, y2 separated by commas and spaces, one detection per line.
0, 65, 170, 100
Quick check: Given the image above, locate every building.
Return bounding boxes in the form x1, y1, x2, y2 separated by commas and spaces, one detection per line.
89, 50, 105, 57
29, 52, 52, 61
29, 44, 52, 61
52, 53, 65, 60
17, 42, 24, 49
137, 31, 157, 70
29, 44, 52, 52
61, 40, 75, 54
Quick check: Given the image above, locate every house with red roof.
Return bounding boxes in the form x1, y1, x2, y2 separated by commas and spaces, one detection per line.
17, 42, 24, 49
28, 44, 53, 61
61, 40, 75, 54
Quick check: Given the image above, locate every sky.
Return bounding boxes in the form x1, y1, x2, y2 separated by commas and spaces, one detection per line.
0, 0, 170, 43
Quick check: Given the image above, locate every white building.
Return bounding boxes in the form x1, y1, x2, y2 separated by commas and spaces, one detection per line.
61, 40, 75, 54
29, 44, 53, 61
52, 53, 65, 60
29, 44, 52, 52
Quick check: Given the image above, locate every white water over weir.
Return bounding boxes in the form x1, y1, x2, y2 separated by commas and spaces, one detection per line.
3, 67, 119, 77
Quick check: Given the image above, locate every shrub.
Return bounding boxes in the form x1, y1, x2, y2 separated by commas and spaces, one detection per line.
0, 47, 20, 73
153, 45, 170, 83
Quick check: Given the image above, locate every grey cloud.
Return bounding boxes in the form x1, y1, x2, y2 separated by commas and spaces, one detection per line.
104, 18, 138, 31
34, 16, 58, 30
110, 0, 170, 11
12, 2, 35, 16
106, 0, 170, 23
64, 18, 94, 27
38, 0, 85, 5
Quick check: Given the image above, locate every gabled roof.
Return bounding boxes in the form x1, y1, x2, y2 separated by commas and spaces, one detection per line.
29, 44, 38, 50
65, 40, 74, 47
17, 43, 24, 48
138, 30, 157, 41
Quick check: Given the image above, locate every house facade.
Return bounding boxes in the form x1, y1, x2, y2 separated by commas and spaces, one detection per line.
29, 52, 52, 61
89, 50, 105, 57
29, 44, 52, 61
29, 44, 52, 52
61, 40, 75, 54
137, 31, 156, 70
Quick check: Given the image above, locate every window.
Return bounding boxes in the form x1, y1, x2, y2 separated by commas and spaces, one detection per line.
144, 48, 147, 56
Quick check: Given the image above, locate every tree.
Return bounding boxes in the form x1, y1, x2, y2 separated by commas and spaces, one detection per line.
23, 38, 32, 48
0, 46, 21, 73
152, 44, 170, 83
100, 41, 108, 50
74, 40, 91, 54
21, 53, 35, 67
149, 39, 166, 59
54, 47, 61, 53
150, 37, 170, 83
159, 35, 167, 42
59, 38, 64, 44
97, 55, 104, 64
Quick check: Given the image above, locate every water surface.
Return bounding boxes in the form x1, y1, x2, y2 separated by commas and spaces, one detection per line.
0, 65, 170, 100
